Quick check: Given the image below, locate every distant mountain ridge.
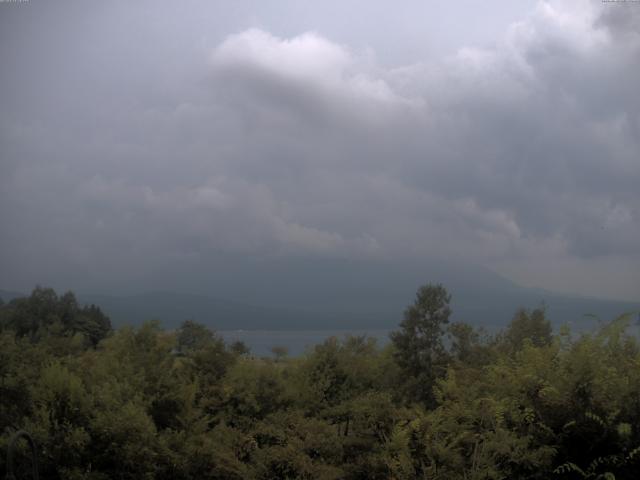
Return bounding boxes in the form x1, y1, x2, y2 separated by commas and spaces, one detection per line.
2, 258, 638, 332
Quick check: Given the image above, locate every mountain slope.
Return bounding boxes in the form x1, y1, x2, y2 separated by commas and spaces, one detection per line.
3, 258, 637, 331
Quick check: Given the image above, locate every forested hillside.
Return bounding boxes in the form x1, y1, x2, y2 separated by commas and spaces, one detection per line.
1, 287, 639, 479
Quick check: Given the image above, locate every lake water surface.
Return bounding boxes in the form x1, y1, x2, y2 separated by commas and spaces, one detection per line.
220, 329, 391, 357
219, 317, 640, 357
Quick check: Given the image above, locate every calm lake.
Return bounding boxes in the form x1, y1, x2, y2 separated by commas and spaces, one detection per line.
219, 329, 392, 357
220, 318, 640, 357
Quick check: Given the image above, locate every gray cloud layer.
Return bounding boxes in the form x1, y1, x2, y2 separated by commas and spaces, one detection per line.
1, 0, 639, 300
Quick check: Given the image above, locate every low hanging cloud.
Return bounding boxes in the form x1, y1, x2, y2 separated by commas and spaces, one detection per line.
203, 2, 639, 260
0, 0, 638, 299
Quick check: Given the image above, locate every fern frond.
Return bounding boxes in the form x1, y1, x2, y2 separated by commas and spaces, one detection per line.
626, 445, 640, 461
554, 462, 587, 477
585, 411, 606, 429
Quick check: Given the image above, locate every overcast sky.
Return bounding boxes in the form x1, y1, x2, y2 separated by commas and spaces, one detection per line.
1, 0, 639, 301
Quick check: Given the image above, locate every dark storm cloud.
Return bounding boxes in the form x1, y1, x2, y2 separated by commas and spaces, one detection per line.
0, 0, 638, 299
204, 13, 639, 258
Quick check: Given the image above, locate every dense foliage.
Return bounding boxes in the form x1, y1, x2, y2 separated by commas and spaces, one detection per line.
1, 286, 639, 479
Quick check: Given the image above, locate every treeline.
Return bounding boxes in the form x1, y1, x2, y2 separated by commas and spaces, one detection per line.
1, 286, 639, 479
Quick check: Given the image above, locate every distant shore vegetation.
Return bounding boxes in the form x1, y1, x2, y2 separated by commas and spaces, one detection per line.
1, 286, 639, 479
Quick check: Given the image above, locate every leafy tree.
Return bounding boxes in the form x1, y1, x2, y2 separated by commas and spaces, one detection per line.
176, 320, 215, 353
502, 306, 553, 353
76, 304, 112, 347
230, 340, 251, 357
299, 337, 349, 412
2, 285, 639, 480
390, 283, 452, 406
0, 287, 111, 347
